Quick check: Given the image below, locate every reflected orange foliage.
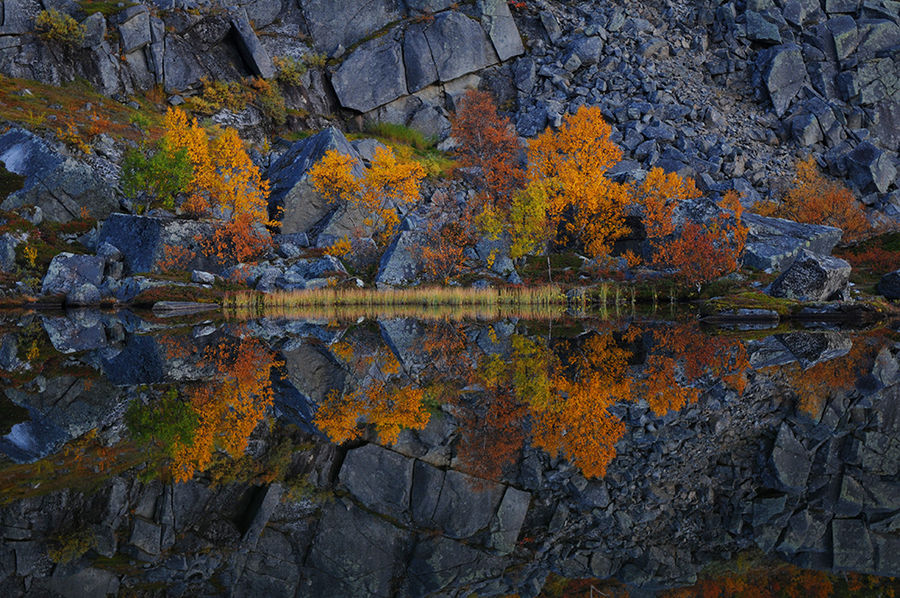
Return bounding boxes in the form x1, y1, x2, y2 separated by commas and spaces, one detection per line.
314, 337, 430, 445
166, 335, 281, 483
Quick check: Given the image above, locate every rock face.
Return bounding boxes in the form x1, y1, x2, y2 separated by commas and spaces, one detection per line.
877, 270, 900, 299
331, 32, 408, 113
266, 128, 371, 241
760, 44, 807, 118
0, 129, 116, 222
41, 253, 105, 299
742, 213, 843, 271
375, 231, 426, 288
97, 213, 220, 274
768, 249, 851, 301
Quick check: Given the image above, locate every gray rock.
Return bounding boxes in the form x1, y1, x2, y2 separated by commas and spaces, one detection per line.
230, 9, 275, 79
267, 127, 364, 237
118, 6, 151, 53
130, 517, 162, 556
792, 111, 823, 146
769, 249, 851, 301
282, 342, 345, 403
479, 0, 524, 61
828, 15, 859, 61
0, 128, 117, 222
0, 233, 20, 272
846, 141, 896, 194
833, 519, 875, 571
475, 234, 515, 275
877, 270, 900, 299
81, 12, 106, 48
747, 11, 782, 44
825, 0, 859, 12
376, 231, 426, 287
41, 253, 105, 296
98, 214, 221, 274
742, 213, 843, 271
163, 35, 206, 92
332, 31, 407, 113
771, 423, 810, 492
761, 44, 807, 117
339, 444, 413, 520
191, 270, 216, 284
782, 0, 825, 26
300, 0, 403, 54
568, 36, 603, 66
776, 331, 851, 368
408, 105, 450, 139
539, 10, 561, 42
66, 283, 102, 306
425, 11, 499, 82
856, 19, 900, 61
404, 23, 438, 93
490, 486, 530, 554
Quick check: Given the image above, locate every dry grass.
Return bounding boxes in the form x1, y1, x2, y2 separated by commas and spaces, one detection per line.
224, 285, 568, 319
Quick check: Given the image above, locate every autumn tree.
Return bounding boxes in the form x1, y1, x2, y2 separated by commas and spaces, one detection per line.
635, 166, 747, 290
527, 105, 630, 258
143, 108, 272, 264
451, 89, 525, 212
308, 146, 426, 249
755, 156, 868, 242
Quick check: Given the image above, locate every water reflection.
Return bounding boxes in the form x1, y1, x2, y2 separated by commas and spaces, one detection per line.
0, 309, 896, 597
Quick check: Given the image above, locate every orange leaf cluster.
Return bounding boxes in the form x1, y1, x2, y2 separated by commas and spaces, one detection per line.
755, 156, 868, 242
451, 89, 525, 211
166, 335, 281, 483
309, 146, 425, 245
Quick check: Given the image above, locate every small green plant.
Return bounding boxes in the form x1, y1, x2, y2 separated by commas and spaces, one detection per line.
129, 111, 152, 131
186, 78, 251, 114
364, 121, 432, 150
121, 141, 192, 212
35, 9, 85, 47
126, 389, 198, 456
304, 52, 328, 68
48, 527, 94, 564
251, 78, 286, 125
273, 56, 307, 86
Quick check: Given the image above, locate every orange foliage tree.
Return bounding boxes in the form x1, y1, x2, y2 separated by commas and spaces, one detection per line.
755, 156, 868, 242
451, 89, 525, 211
162, 108, 272, 263
637, 166, 747, 290
527, 105, 630, 258
308, 146, 426, 248
313, 337, 430, 444
161, 335, 281, 483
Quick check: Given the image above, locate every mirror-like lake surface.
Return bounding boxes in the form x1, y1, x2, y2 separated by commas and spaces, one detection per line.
0, 310, 898, 597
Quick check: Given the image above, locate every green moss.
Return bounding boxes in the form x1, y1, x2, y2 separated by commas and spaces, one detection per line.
0, 161, 25, 202
78, 0, 136, 16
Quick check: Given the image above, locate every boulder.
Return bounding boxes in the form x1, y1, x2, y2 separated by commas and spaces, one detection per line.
832, 519, 875, 572
746, 11, 782, 44
0, 128, 117, 222
267, 127, 378, 241
877, 270, 900, 299
479, 0, 525, 61
375, 231, 426, 287
66, 283, 102, 306
856, 19, 900, 61
331, 31, 407, 113
846, 141, 896, 194
404, 24, 439, 93
761, 44, 807, 117
742, 213, 843, 271
299, 0, 403, 54
424, 11, 499, 82
771, 423, 811, 492
827, 15, 859, 61
768, 249, 851, 301
339, 444, 413, 520
97, 213, 220, 275
41, 253, 105, 297
272, 256, 346, 291
0, 233, 20, 272
118, 6, 151, 54
230, 9, 275, 79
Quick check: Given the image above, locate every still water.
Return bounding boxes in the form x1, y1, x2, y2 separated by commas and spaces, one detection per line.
0, 309, 898, 597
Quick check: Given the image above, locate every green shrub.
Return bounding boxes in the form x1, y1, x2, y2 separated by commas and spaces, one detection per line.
35, 9, 85, 47
364, 121, 432, 150
48, 528, 94, 564
121, 143, 192, 212
273, 56, 307, 87
126, 389, 198, 453
251, 78, 286, 125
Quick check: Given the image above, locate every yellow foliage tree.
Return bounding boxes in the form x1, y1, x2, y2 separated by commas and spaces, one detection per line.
162, 108, 272, 263
309, 146, 426, 246
527, 106, 630, 258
